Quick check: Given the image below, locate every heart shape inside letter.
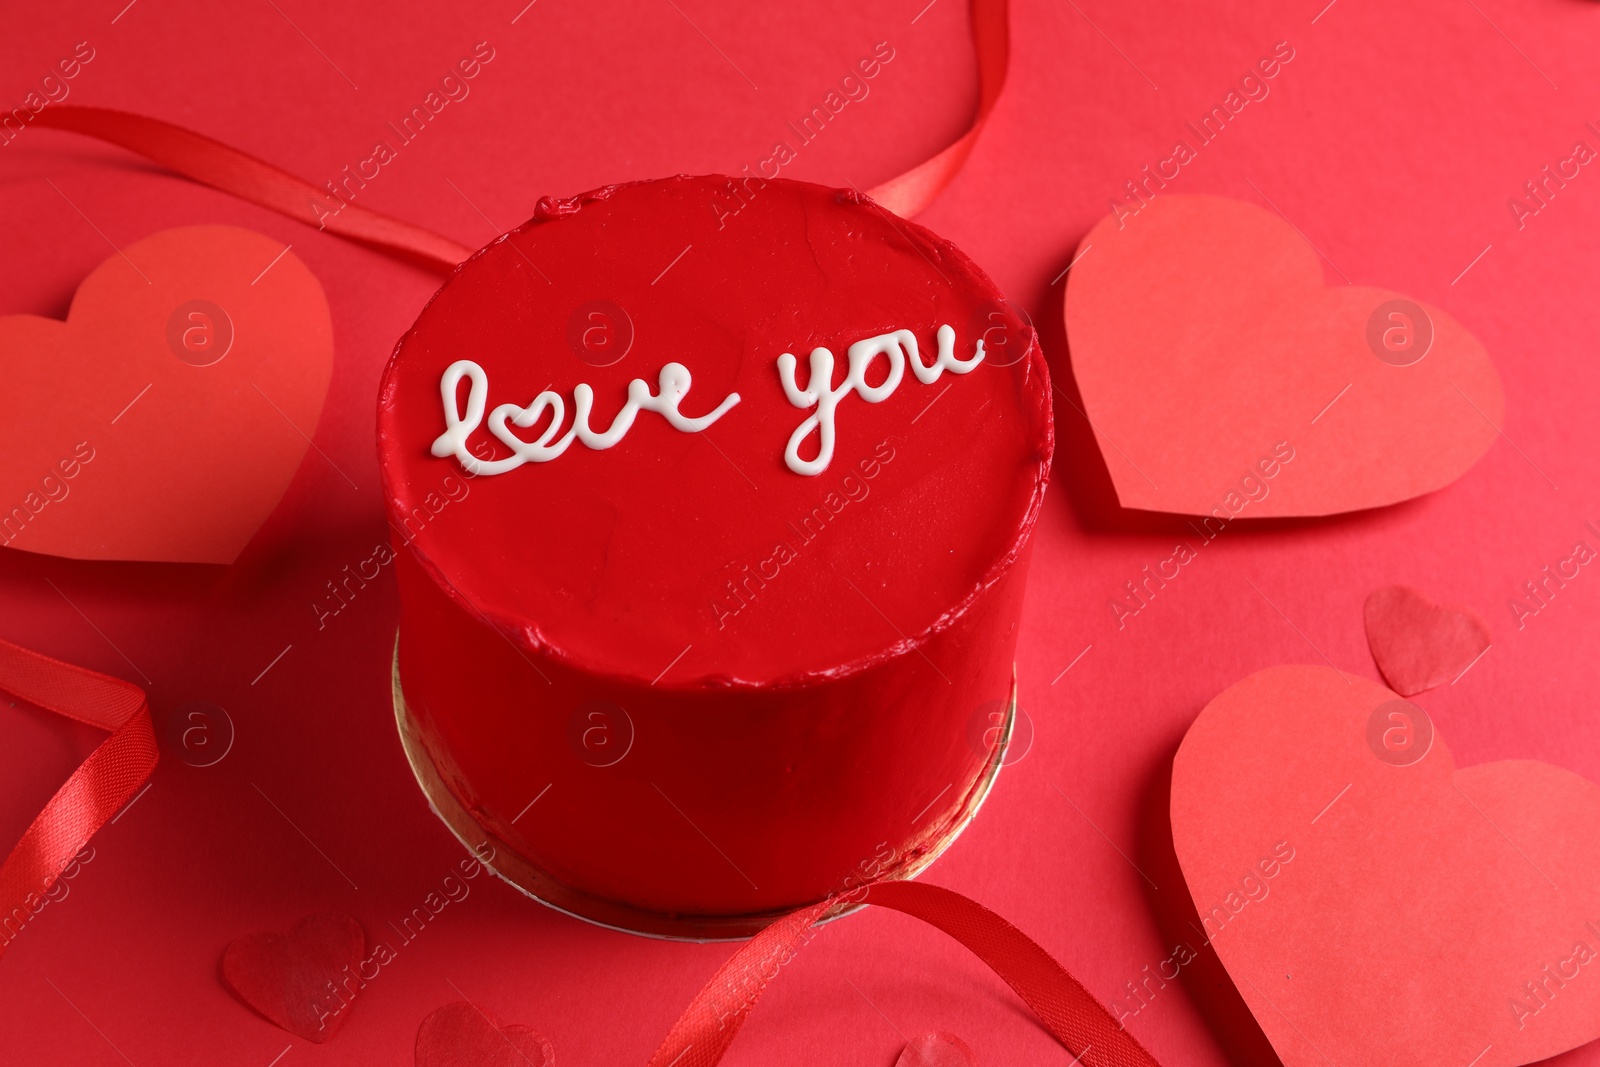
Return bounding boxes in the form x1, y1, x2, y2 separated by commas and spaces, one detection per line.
1172, 665, 1600, 1067
0, 225, 332, 563
1064, 195, 1504, 516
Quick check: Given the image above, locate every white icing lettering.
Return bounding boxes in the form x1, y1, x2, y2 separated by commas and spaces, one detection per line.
777, 324, 983, 475
431, 360, 740, 475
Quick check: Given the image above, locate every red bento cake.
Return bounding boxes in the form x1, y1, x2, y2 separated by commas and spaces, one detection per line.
377, 175, 1052, 937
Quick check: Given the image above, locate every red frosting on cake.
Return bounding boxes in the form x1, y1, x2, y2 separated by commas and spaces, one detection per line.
378, 175, 1051, 930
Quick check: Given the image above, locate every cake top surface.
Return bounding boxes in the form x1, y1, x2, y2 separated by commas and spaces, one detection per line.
378, 175, 1051, 689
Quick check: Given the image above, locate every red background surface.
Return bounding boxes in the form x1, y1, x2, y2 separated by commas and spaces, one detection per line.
2, 0, 1598, 1064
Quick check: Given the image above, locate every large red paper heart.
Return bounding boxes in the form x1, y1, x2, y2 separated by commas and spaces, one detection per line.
415, 1001, 554, 1067
221, 912, 366, 1043
1064, 195, 1504, 516
0, 225, 332, 563
1172, 665, 1600, 1067
1364, 584, 1491, 695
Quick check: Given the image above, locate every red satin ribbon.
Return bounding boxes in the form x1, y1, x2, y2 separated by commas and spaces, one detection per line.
28, 0, 1006, 269
648, 880, 1161, 1067
0, 638, 157, 960
865, 0, 1010, 217
30, 106, 474, 273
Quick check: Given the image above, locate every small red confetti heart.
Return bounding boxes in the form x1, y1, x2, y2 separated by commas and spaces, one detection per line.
1363, 585, 1490, 695
895, 1031, 975, 1067
221, 912, 365, 1043
416, 1001, 555, 1067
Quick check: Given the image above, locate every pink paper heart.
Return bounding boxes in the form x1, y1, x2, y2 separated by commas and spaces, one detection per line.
415, 1001, 555, 1067
1064, 195, 1503, 517
895, 1031, 975, 1067
1363, 584, 1490, 694
0, 225, 332, 563
221, 912, 365, 1043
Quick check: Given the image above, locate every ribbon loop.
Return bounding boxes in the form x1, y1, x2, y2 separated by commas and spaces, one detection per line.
863, 0, 1009, 217
0, 638, 157, 960
647, 879, 1161, 1067
27, 0, 1007, 275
